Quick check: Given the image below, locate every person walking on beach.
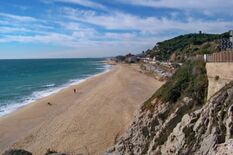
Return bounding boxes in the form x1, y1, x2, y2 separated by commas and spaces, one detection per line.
74, 88, 77, 93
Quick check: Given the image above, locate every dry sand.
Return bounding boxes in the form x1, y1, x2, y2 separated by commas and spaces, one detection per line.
0, 64, 164, 155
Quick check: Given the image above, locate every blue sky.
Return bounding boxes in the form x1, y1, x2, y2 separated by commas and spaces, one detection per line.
0, 0, 233, 59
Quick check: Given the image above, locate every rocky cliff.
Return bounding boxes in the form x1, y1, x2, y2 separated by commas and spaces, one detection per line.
105, 61, 233, 155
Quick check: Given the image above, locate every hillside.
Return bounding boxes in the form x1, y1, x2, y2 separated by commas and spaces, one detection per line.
105, 61, 233, 155
146, 32, 230, 62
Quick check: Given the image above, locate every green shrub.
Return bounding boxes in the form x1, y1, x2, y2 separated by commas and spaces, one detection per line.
147, 32, 229, 62
143, 60, 208, 109
215, 75, 220, 81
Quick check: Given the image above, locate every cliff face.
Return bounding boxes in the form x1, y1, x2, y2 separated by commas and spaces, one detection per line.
105, 62, 233, 155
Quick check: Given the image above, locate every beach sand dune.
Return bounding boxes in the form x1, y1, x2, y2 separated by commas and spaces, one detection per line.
0, 64, 163, 155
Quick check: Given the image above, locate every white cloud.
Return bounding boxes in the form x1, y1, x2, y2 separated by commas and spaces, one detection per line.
0, 33, 74, 45
46, 0, 106, 10
62, 8, 233, 34
41, 38, 158, 58
116, 0, 233, 10
0, 27, 33, 33
1, 9, 233, 51
0, 13, 37, 22
1, 2, 233, 58
104, 32, 137, 40
115, 0, 233, 18
0, 12, 59, 37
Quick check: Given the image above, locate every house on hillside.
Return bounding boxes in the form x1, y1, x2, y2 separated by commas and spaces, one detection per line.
125, 53, 138, 63
115, 55, 126, 62
126, 52, 148, 63
126, 55, 138, 63
125, 53, 134, 58
136, 53, 146, 58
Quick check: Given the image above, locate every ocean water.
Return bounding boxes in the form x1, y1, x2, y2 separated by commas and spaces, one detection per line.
0, 58, 110, 116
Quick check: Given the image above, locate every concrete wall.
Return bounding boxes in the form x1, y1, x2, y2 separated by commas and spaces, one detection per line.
206, 63, 233, 100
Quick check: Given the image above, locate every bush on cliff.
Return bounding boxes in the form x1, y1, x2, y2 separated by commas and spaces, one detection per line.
144, 60, 208, 109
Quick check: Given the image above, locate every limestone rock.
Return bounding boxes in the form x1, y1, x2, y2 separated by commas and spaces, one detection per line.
105, 82, 233, 155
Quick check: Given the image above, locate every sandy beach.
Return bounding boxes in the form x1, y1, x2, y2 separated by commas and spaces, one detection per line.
0, 64, 164, 155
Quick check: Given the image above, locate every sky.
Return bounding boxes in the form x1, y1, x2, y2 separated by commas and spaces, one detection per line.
0, 0, 233, 59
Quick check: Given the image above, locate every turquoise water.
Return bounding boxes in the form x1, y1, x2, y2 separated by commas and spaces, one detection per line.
0, 58, 110, 116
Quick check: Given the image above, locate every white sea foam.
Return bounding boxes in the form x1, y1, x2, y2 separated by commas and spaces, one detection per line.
44, 83, 56, 87
0, 64, 112, 117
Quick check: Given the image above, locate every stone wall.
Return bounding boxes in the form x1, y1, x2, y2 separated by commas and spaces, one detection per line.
206, 62, 233, 99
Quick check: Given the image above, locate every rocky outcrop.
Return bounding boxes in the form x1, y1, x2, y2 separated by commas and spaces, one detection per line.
208, 139, 233, 155
105, 82, 233, 155
140, 62, 175, 81
2, 149, 32, 155
2, 149, 66, 155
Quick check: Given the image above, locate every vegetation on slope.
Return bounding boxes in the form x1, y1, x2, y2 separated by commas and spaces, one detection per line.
146, 32, 230, 61
144, 60, 208, 109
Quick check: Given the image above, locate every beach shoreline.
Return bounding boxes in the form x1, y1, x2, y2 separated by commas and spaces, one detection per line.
0, 62, 111, 117
0, 64, 164, 155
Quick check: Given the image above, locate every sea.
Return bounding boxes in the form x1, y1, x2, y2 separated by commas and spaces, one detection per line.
0, 58, 111, 116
